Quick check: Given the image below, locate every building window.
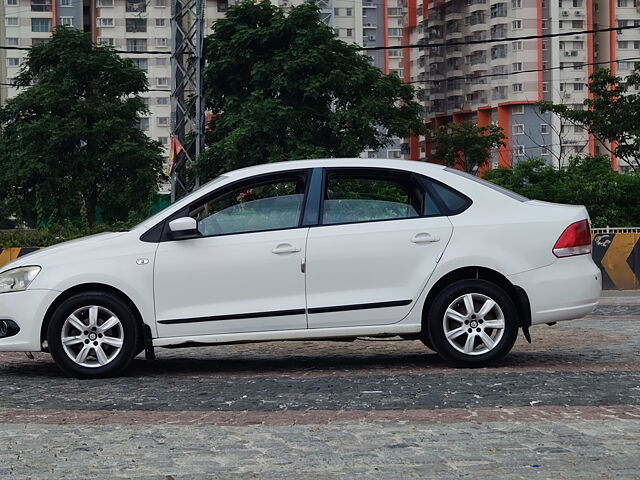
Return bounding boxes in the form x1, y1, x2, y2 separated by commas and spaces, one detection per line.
388, 28, 402, 36
126, 18, 147, 33
618, 0, 628, 6
6, 38, 19, 46
7, 58, 20, 67
542, 41, 547, 50
512, 104, 525, 114
572, 20, 583, 28
618, 41, 629, 49
333, 7, 340, 15
31, 38, 48, 45
157, 97, 169, 105
157, 117, 169, 126
126, 0, 146, 12
6, 0, 18, 4
158, 137, 168, 146
154, 0, 167, 6
97, 0, 113, 6
156, 18, 166, 27
512, 41, 522, 50
574, 82, 584, 90
542, 82, 548, 92
155, 38, 169, 47
512, 20, 522, 30
512, 124, 524, 135
139, 118, 149, 131
541, 146, 550, 156
157, 77, 169, 86
346, 28, 353, 37
31, 18, 51, 32
60, 0, 72, 5
131, 58, 148, 72
512, 62, 522, 72
512, 83, 523, 92
345, 7, 352, 15
541, 124, 549, 134
5, 17, 19, 26
97, 17, 114, 27
541, 20, 547, 29
515, 145, 526, 156
573, 0, 582, 5
30, 0, 51, 11
59, 16, 74, 27
217, 0, 227, 12
97, 37, 114, 46
511, 0, 521, 7
126, 38, 147, 52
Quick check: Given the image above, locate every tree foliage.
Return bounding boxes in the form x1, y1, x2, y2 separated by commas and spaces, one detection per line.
484, 156, 640, 227
196, 0, 426, 178
538, 67, 640, 171
428, 121, 506, 175
0, 27, 163, 227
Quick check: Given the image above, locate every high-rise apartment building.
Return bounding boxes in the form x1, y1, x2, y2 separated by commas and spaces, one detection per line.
1, 0, 404, 162
404, 0, 640, 169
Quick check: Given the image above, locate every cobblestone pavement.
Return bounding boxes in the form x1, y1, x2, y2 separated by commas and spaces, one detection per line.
0, 298, 639, 478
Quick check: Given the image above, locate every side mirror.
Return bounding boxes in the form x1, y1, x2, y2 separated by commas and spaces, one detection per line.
168, 217, 200, 240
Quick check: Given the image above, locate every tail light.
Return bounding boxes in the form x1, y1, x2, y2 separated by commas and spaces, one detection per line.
553, 219, 592, 258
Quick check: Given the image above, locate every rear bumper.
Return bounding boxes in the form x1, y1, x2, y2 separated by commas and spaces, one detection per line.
0, 289, 59, 351
508, 255, 601, 326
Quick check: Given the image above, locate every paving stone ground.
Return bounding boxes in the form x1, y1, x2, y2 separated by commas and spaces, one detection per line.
0, 297, 639, 478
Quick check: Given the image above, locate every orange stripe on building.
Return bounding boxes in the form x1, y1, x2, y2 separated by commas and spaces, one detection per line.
497, 105, 510, 167
382, 0, 389, 74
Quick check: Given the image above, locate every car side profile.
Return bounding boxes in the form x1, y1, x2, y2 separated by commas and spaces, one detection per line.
0, 159, 601, 378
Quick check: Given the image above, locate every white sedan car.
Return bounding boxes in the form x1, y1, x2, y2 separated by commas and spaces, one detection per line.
0, 159, 601, 378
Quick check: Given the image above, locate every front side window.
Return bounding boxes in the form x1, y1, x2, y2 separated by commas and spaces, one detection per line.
190, 174, 308, 236
322, 171, 427, 225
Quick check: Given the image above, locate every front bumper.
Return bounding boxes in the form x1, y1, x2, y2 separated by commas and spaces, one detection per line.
0, 289, 59, 351
508, 255, 602, 326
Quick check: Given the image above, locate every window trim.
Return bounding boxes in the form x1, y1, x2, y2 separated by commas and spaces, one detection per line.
158, 169, 313, 242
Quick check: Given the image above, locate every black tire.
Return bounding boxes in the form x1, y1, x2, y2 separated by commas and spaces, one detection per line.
420, 334, 435, 351
47, 291, 139, 379
426, 279, 518, 367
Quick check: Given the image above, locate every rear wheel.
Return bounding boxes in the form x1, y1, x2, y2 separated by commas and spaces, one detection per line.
426, 279, 518, 367
47, 292, 139, 378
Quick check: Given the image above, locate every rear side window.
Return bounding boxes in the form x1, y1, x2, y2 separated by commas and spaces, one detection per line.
322, 170, 434, 225
429, 181, 471, 214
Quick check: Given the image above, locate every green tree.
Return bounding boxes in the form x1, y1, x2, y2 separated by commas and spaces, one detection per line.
484, 156, 640, 227
428, 121, 506, 175
538, 67, 640, 171
196, 0, 425, 178
0, 27, 163, 227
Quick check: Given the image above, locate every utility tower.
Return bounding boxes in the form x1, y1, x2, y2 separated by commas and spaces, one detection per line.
170, 0, 205, 201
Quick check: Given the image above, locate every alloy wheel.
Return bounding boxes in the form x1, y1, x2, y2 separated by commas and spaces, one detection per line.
60, 305, 124, 368
442, 292, 506, 356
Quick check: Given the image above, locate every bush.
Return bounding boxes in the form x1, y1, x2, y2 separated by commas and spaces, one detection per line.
0, 222, 132, 248
484, 156, 640, 227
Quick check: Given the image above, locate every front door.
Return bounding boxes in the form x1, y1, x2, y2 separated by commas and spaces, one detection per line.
306, 167, 453, 329
154, 171, 310, 338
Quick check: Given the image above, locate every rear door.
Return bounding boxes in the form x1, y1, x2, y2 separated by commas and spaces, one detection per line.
305, 167, 454, 329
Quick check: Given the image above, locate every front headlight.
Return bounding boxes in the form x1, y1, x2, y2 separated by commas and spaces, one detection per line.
0, 266, 41, 293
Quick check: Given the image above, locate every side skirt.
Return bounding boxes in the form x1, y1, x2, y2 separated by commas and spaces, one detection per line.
152, 324, 422, 348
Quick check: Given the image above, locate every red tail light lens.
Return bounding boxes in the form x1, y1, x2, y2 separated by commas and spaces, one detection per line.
553, 219, 592, 258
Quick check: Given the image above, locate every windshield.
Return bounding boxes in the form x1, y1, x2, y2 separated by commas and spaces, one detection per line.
132, 175, 228, 230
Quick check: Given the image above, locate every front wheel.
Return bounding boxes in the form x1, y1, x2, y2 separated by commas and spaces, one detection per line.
426, 279, 519, 367
47, 292, 139, 378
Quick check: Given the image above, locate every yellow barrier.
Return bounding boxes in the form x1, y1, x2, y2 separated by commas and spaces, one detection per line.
1, 235, 639, 290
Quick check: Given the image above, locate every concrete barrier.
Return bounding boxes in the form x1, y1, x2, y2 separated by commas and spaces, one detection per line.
1, 234, 639, 290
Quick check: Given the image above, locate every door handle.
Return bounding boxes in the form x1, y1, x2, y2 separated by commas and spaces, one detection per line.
411, 232, 440, 244
272, 243, 301, 254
